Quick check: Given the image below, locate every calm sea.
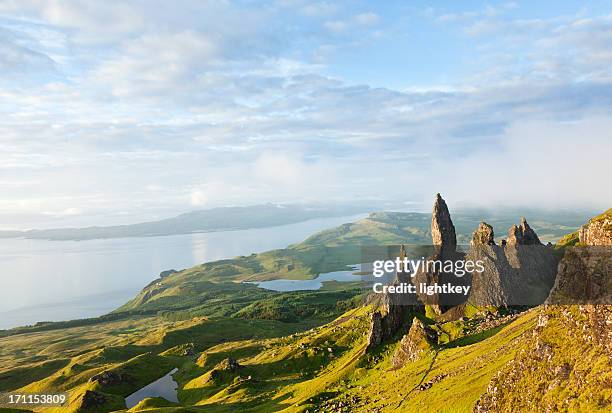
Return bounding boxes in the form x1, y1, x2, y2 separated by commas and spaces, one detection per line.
0, 214, 366, 329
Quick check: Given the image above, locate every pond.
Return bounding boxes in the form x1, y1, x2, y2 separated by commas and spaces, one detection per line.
124, 368, 179, 408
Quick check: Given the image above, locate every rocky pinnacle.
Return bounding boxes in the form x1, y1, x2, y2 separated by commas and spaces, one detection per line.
507, 217, 541, 245
471, 222, 495, 245
431, 193, 457, 248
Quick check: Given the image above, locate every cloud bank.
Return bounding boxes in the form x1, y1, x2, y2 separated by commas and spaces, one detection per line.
0, 1, 611, 228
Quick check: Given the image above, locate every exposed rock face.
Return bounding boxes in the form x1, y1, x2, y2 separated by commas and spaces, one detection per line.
507, 218, 541, 245
392, 318, 436, 368
471, 222, 495, 246
366, 292, 414, 350
216, 357, 241, 372
431, 193, 457, 250
545, 208, 612, 306
474, 304, 612, 413
578, 208, 612, 245
546, 246, 611, 305
366, 311, 383, 349
474, 210, 612, 413
89, 370, 133, 387
80, 390, 107, 409
467, 218, 557, 307
207, 357, 242, 384
414, 194, 467, 312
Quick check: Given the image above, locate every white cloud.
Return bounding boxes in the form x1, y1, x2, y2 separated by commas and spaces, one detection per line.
354, 12, 380, 26
89, 31, 218, 98
0, 2, 611, 228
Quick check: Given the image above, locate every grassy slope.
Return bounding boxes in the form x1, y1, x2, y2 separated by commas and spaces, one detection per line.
0, 208, 598, 412
113, 307, 537, 413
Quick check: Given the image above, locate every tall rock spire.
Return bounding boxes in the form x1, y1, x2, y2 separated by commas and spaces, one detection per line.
431, 193, 457, 249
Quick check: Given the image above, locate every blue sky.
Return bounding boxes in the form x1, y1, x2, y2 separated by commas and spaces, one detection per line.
1, 0, 611, 228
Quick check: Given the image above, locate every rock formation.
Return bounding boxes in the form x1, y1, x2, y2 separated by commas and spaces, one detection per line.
392, 317, 436, 368
431, 193, 457, 250
413, 194, 467, 312
507, 218, 541, 245
366, 311, 383, 348
578, 208, 612, 245
467, 217, 558, 307
474, 209, 612, 412
367, 194, 464, 351
215, 357, 241, 372
471, 222, 495, 246
466, 223, 508, 307
365, 288, 414, 350
89, 370, 133, 387
547, 208, 612, 306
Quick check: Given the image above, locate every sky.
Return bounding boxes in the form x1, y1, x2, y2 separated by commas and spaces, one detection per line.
1, 0, 612, 229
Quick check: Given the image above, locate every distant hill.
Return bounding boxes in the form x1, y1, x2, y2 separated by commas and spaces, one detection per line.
0, 203, 374, 241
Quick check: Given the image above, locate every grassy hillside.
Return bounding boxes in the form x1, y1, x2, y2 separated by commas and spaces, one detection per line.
0, 208, 603, 412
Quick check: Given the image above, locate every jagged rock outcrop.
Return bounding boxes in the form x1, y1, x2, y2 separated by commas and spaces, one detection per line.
507, 217, 541, 245
546, 246, 611, 305
216, 357, 241, 372
366, 311, 383, 348
471, 222, 495, 246
206, 357, 243, 384
474, 209, 612, 413
392, 318, 436, 368
467, 218, 558, 307
365, 290, 414, 349
546, 208, 612, 306
466, 224, 508, 307
89, 370, 133, 386
578, 208, 612, 245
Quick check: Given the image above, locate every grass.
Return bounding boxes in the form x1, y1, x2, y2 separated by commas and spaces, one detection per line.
0, 208, 604, 412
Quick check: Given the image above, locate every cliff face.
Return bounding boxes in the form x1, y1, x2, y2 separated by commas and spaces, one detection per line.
467, 217, 558, 307
578, 208, 612, 245
474, 210, 612, 413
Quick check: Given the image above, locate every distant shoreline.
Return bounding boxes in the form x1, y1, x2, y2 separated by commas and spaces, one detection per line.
0, 203, 375, 241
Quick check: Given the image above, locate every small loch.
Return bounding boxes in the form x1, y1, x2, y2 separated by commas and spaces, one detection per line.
125, 368, 179, 408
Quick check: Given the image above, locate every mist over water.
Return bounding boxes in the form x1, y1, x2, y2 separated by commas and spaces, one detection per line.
0, 214, 367, 329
